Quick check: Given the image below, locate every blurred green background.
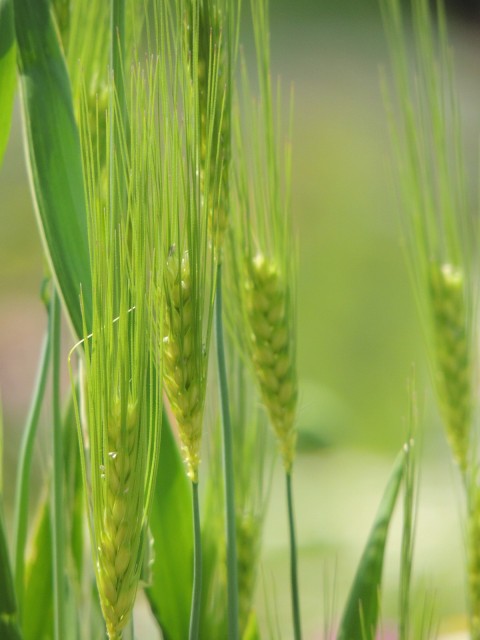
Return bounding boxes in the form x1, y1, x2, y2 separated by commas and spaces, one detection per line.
1, 1, 479, 637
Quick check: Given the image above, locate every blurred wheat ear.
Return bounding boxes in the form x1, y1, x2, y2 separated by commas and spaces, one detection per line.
382, 0, 480, 636
381, 0, 475, 475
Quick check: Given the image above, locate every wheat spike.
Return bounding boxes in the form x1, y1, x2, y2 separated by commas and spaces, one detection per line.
96, 399, 142, 639
163, 250, 203, 482
246, 253, 297, 472
429, 262, 471, 472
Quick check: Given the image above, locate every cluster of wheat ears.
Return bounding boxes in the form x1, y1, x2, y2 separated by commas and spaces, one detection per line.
1, 0, 480, 638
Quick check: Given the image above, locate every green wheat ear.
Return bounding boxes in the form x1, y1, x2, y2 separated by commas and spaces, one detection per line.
148, 0, 228, 483
246, 254, 297, 472
226, 0, 298, 472
163, 249, 203, 482
73, 62, 162, 640
381, 0, 475, 473
428, 262, 471, 471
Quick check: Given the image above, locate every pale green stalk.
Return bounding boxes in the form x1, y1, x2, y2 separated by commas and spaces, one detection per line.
215, 265, 240, 640
200, 334, 270, 638
13, 326, 50, 621
399, 380, 419, 640
51, 289, 66, 640
189, 482, 202, 640
286, 472, 301, 640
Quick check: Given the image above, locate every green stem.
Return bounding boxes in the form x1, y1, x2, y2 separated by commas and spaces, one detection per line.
286, 471, 302, 640
51, 290, 65, 640
13, 327, 51, 620
189, 480, 202, 640
215, 264, 239, 640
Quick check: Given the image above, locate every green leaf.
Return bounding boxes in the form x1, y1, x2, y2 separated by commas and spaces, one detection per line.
0, 400, 21, 638
337, 450, 405, 640
0, 508, 20, 632
0, 0, 16, 166
13, 0, 91, 338
146, 410, 193, 640
22, 496, 53, 640
22, 393, 87, 640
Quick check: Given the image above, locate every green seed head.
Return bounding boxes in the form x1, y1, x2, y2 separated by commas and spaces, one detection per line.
429, 262, 471, 472
95, 398, 145, 638
163, 250, 204, 482
246, 253, 297, 472
78, 62, 162, 639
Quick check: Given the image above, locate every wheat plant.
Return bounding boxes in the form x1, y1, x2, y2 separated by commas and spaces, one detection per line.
1, 0, 469, 638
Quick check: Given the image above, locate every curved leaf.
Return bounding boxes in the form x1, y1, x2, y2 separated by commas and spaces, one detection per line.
13, 0, 91, 338
337, 450, 405, 640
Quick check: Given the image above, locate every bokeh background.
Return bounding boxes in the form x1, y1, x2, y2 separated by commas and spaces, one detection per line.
1, 1, 479, 637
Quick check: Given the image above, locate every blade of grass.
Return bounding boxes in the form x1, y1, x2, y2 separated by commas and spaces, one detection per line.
50, 290, 65, 640
13, 324, 50, 621
0, 0, 16, 166
21, 389, 86, 640
216, 264, 240, 640
13, 0, 91, 339
0, 401, 22, 640
337, 448, 405, 640
0, 542, 22, 640
22, 494, 53, 640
